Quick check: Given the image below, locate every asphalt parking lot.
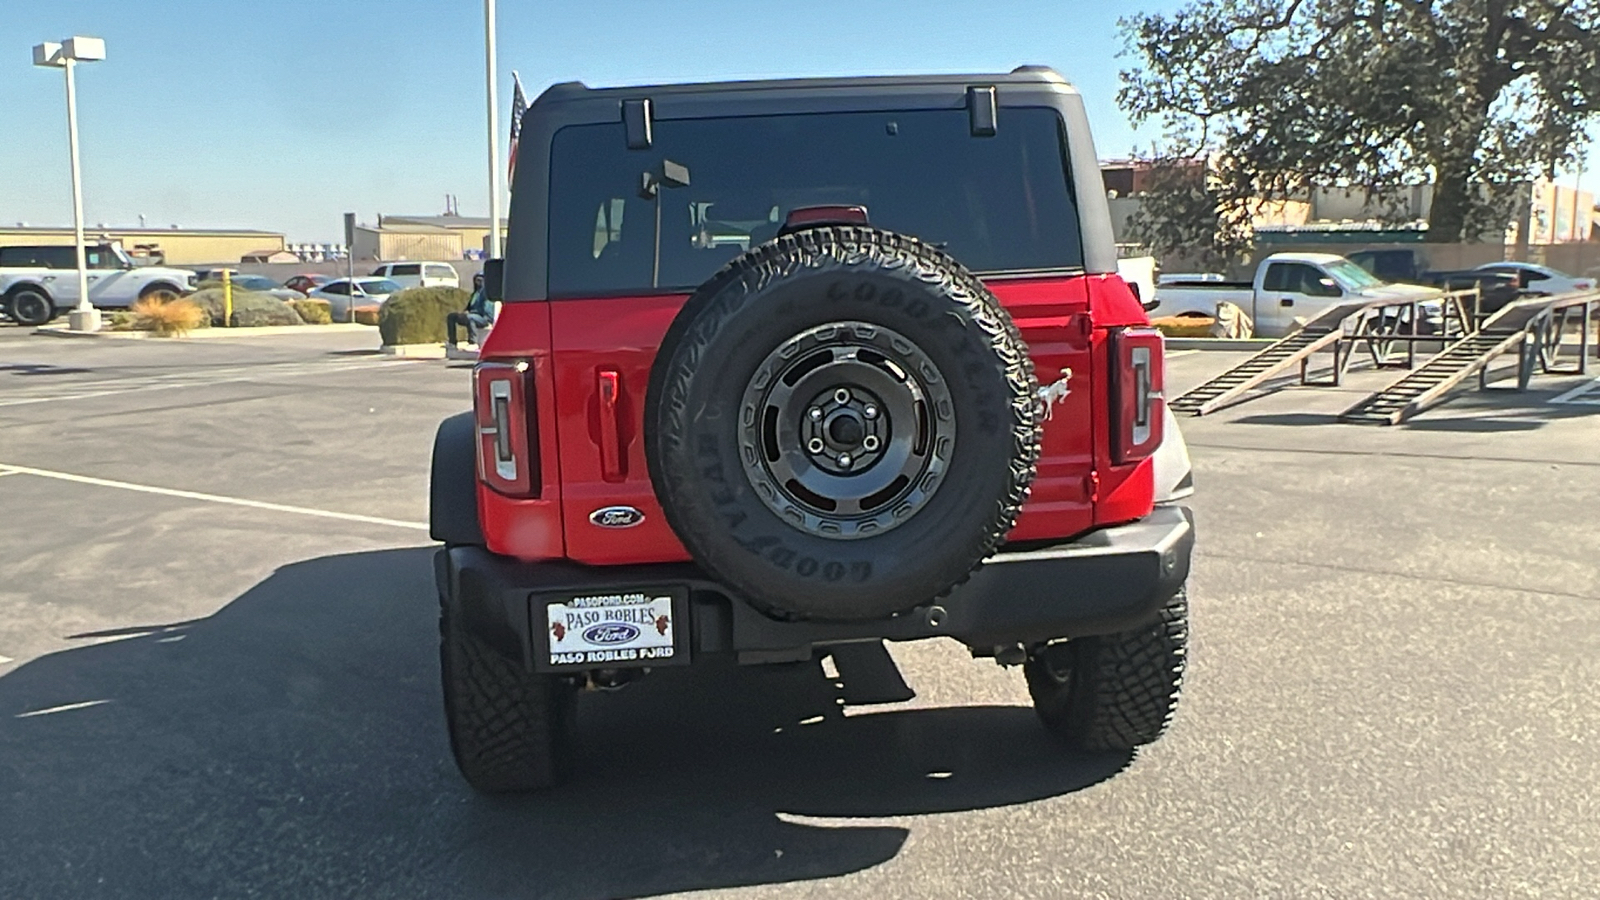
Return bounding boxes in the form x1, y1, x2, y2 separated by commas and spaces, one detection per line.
2, 327, 1597, 899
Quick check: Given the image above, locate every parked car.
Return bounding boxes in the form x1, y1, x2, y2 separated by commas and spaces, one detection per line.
285, 273, 333, 295
308, 277, 402, 319
1346, 248, 1521, 313
1116, 255, 1157, 308
191, 270, 301, 302
1150, 252, 1440, 337
228, 275, 302, 302
369, 261, 459, 290
1472, 262, 1594, 297
0, 243, 197, 326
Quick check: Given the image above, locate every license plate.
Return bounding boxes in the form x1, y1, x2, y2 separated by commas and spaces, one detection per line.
544, 588, 684, 668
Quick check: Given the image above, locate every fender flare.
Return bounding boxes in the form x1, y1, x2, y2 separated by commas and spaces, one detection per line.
430, 411, 485, 546
3, 282, 56, 305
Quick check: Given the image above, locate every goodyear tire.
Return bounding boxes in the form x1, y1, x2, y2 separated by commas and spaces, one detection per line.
646, 225, 1039, 621
7, 289, 54, 327
440, 600, 572, 792
1025, 585, 1189, 751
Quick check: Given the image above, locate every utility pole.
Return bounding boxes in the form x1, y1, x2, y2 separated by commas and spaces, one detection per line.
33, 37, 106, 332
484, 0, 502, 259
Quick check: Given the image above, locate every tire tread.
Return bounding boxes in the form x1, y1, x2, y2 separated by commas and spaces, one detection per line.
440, 610, 567, 792
1027, 586, 1188, 751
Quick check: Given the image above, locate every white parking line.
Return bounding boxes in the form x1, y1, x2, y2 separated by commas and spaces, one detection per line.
1549, 377, 1600, 406
0, 463, 428, 531
0, 359, 414, 408
0, 655, 13, 665
15, 700, 111, 718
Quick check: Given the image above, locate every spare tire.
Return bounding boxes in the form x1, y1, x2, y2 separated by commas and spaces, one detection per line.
646, 225, 1039, 621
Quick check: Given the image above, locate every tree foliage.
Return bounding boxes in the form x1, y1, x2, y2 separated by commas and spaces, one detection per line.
1121, 152, 1258, 269
1119, 0, 1600, 243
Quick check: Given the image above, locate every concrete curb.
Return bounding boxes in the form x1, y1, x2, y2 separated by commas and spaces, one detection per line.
381, 342, 447, 359
1164, 337, 1276, 351
34, 322, 377, 340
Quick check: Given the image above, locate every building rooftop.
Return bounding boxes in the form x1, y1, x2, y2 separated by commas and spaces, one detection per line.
0, 224, 284, 236
380, 215, 506, 229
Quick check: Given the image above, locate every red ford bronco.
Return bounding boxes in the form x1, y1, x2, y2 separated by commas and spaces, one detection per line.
430, 67, 1195, 792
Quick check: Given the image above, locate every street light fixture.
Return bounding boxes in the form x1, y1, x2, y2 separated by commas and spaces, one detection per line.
33, 36, 107, 332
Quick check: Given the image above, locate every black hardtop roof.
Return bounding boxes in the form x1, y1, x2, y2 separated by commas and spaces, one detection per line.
502, 64, 1119, 297
532, 66, 1077, 107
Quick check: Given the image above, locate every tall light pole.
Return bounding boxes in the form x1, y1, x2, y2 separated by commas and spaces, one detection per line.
33, 37, 106, 332
484, 0, 503, 259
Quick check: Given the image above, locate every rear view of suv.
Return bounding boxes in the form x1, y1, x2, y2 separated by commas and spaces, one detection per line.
429, 68, 1195, 792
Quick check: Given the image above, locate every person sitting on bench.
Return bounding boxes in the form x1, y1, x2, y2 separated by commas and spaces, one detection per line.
447, 272, 496, 349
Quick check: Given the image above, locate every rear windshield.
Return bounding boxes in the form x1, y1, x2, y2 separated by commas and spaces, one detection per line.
547, 108, 1083, 298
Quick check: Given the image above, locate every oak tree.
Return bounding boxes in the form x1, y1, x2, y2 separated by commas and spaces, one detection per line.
1118, 0, 1600, 243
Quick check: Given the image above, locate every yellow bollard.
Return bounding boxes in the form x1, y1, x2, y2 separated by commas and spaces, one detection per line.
222, 269, 233, 327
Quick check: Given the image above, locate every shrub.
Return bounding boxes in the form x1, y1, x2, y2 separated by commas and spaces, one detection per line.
290, 297, 332, 325
378, 286, 470, 345
186, 288, 302, 327
1150, 315, 1217, 338
128, 297, 207, 336
352, 305, 381, 326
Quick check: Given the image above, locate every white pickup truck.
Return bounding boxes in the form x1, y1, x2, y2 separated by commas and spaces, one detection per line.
1149, 252, 1440, 337
0, 243, 198, 326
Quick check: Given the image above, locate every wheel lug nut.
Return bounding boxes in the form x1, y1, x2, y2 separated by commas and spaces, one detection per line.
833, 388, 851, 404
862, 435, 879, 451
864, 405, 878, 419
809, 407, 823, 420
837, 453, 852, 468
807, 438, 825, 453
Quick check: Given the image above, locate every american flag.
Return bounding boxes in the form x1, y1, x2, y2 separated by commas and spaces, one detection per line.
507, 71, 528, 189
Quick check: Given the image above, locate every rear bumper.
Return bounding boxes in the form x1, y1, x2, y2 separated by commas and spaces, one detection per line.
437, 505, 1193, 671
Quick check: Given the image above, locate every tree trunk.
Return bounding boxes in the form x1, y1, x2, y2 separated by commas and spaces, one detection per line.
1427, 158, 1473, 243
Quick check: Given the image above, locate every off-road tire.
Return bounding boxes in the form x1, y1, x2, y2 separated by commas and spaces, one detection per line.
440, 603, 571, 792
1025, 585, 1188, 751
139, 283, 184, 303
646, 225, 1040, 621
7, 289, 54, 327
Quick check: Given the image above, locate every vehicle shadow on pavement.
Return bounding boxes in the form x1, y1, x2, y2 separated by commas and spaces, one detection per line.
1234, 394, 1600, 431
0, 547, 1128, 900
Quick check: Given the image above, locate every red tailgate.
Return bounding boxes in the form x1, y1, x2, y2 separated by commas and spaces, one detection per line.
988, 275, 1097, 543
548, 295, 693, 566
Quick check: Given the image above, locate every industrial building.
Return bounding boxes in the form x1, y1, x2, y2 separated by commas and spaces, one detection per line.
350, 214, 507, 261
0, 225, 288, 266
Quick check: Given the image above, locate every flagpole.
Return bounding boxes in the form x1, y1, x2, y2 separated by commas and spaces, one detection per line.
484, 0, 502, 259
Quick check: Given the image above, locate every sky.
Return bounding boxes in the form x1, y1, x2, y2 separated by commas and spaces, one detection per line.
0, 0, 1592, 244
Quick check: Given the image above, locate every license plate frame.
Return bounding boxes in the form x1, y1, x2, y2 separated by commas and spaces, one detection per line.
533, 585, 691, 671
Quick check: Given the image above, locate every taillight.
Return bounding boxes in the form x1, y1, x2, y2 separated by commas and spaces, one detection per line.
1112, 327, 1165, 464
473, 360, 539, 497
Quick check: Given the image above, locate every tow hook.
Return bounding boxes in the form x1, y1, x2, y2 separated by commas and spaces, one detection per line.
993, 644, 1027, 667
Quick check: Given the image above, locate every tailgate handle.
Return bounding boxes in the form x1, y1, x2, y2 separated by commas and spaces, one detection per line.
597, 368, 626, 482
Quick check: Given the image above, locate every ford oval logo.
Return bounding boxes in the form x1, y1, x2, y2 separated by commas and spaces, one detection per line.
583, 623, 640, 645
589, 506, 645, 529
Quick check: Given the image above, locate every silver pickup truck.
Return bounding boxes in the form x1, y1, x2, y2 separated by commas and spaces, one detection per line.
1149, 251, 1440, 338
0, 243, 198, 326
